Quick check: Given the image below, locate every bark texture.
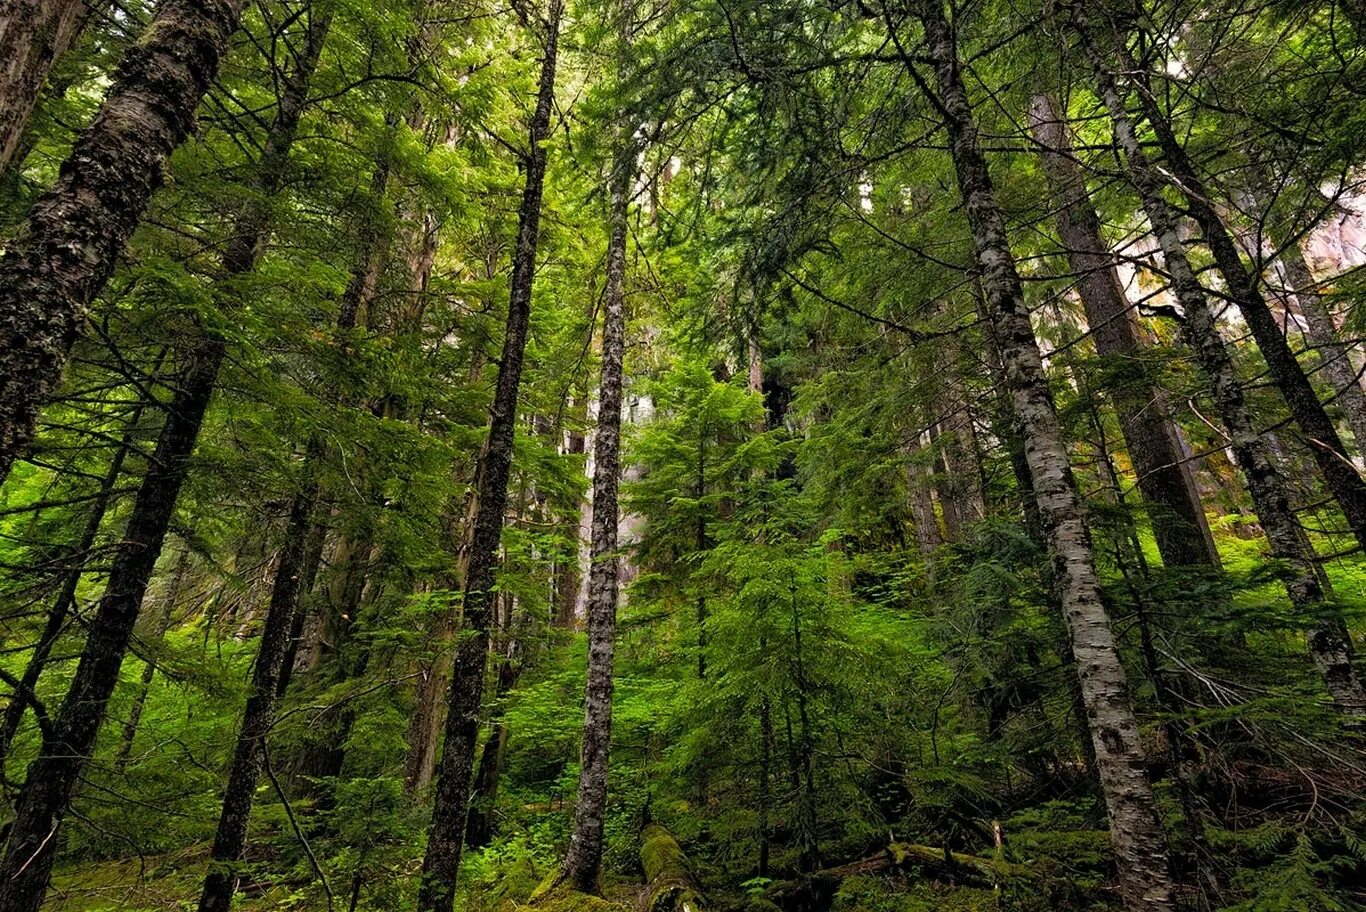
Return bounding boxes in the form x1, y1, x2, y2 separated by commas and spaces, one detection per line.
1075, 12, 1366, 716
1113, 33, 1366, 552
905, 5, 1175, 910
1027, 92, 1218, 569
415, 8, 560, 909
0, 0, 250, 484
560, 67, 635, 893
0, 12, 323, 910
0, 0, 86, 170
1276, 239, 1366, 456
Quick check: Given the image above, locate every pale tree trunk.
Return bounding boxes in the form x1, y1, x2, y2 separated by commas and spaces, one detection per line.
0, 0, 251, 484
416, 5, 560, 908
560, 30, 636, 888
1276, 239, 1366, 456
1108, 26, 1366, 553
1075, 12, 1366, 717
897, 4, 1176, 909
0, 0, 86, 171
1027, 92, 1219, 569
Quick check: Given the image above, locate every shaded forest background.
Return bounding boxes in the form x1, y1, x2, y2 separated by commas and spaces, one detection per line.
3, 0, 1366, 910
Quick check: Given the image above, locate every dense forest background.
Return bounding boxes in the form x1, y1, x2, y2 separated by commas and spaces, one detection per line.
3, 0, 1366, 910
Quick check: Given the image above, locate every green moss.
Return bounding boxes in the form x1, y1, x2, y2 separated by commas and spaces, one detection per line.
640, 823, 691, 883
523, 878, 624, 912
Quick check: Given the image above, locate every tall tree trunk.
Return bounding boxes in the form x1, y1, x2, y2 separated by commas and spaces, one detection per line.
560, 42, 635, 890
114, 536, 192, 770
1075, 12, 1366, 716
1275, 239, 1366, 456
0, 390, 152, 770
0, 12, 323, 910
415, 6, 560, 908
464, 632, 521, 850
1027, 92, 1218, 569
0, 0, 86, 171
1109, 26, 1366, 552
898, 5, 1176, 909
192, 13, 334, 909
0, 0, 251, 483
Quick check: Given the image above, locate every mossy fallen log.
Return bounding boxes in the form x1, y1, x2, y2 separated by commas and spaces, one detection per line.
526, 873, 623, 911
640, 823, 707, 912
884, 842, 1024, 886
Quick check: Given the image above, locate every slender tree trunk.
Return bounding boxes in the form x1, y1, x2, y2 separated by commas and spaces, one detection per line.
1276, 239, 1366, 455
899, 5, 1175, 909
193, 14, 334, 909
1109, 29, 1366, 552
0, 340, 223, 912
464, 639, 520, 849
0, 0, 251, 483
197, 470, 322, 912
1027, 92, 1218, 569
1075, 13, 1366, 716
0, 12, 323, 910
560, 50, 635, 891
0, 392, 151, 770
114, 537, 192, 770
415, 6, 560, 908
0, 0, 86, 171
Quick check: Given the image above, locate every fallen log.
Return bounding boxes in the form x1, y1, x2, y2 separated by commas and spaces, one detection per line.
640, 823, 707, 912
883, 842, 1024, 886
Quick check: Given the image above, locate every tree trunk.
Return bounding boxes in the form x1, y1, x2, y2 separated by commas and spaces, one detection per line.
1075, 12, 1366, 716
464, 639, 520, 850
114, 537, 192, 770
1027, 92, 1218, 569
1276, 239, 1366, 456
560, 41, 635, 890
0, 0, 86, 171
197, 470, 322, 912
193, 12, 334, 908
0, 0, 251, 483
0, 11, 324, 910
902, 5, 1176, 910
0, 390, 151, 770
415, 6, 560, 908
1113, 31, 1366, 553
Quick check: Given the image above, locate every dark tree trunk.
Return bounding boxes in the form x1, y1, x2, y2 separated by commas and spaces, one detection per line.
114, 537, 192, 770
0, 0, 250, 483
1027, 92, 1219, 569
0, 338, 224, 912
1113, 32, 1366, 552
901, 5, 1176, 909
0, 0, 86, 171
193, 12, 334, 909
0, 392, 150, 770
464, 641, 520, 850
0, 11, 325, 910
1075, 13, 1366, 716
560, 49, 635, 891
415, 6, 560, 908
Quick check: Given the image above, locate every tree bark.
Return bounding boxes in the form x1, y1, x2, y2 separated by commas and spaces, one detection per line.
0, 0, 250, 484
560, 44, 635, 891
415, 6, 560, 909
1027, 92, 1219, 569
0, 11, 323, 909
1112, 30, 1366, 553
1275, 239, 1366, 456
0, 0, 86, 171
1075, 12, 1366, 716
899, 5, 1176, 910
0, 391, 151, 771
